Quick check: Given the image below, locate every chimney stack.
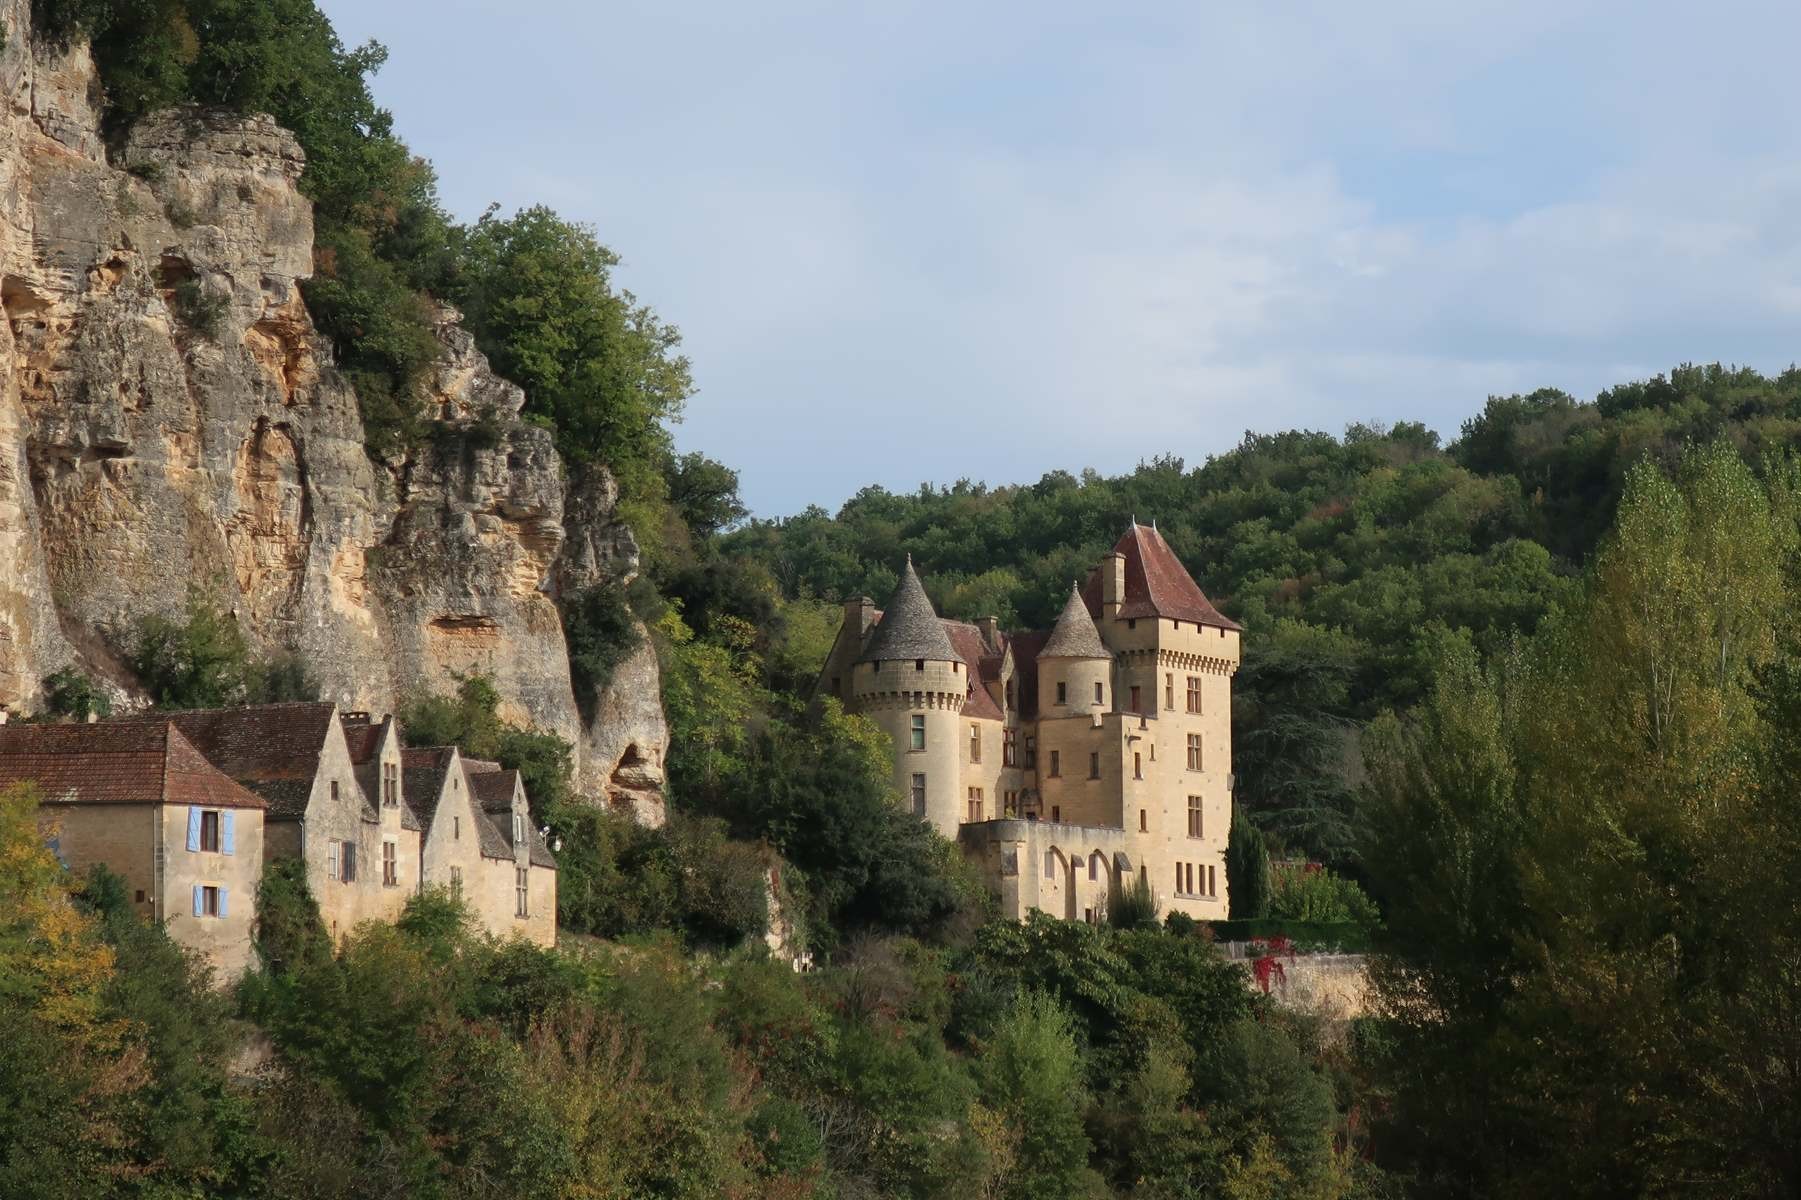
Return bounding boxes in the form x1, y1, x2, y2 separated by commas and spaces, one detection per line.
976, 615, 1000, 648
1101, 552, 1126, 620
845, 596, 875, 640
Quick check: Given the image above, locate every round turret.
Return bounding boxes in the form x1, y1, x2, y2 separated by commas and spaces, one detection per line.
854, 559, 966, 836
1037, 584, 1114, 715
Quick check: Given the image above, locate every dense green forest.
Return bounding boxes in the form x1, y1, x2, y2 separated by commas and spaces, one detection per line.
11, 1, 1801, 1196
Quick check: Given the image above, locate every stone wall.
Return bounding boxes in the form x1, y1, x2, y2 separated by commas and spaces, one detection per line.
0, 5, 666, 820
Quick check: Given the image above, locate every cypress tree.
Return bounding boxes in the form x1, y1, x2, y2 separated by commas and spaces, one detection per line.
1226, 807, 1271, 919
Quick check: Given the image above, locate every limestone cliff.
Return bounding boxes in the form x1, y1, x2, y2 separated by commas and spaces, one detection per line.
0, 4, 666, 822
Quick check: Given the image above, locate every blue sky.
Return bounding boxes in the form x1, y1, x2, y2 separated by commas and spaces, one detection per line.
319, 1, 1801, 517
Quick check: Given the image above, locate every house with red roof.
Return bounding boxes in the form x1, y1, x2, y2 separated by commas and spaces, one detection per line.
817, 523, 1241, 924
0, 720, 267, 979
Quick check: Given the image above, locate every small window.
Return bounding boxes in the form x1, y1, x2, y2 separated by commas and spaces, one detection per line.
832, 675, 841, 696
454, 816, 461, 841
1089, 854, 1100, 882
911, 773, 927, 816
1044, 849, 1057, 879
1188, 795, 1204, 838
330, 780, 339, 803
1005, 680, 1015, 710
1187, 676, 1202, 714
967, 788, 983, 822
199, 810, 221, 852
1133, 752, 1142, 780
1187, 734, 1203, 771
382, 840, 398, 886
383, 762, 399, 806
1056, 681, 1067, 705
513, 811, 526, 844
1003, 728, 1017, 766
1084, 907, 1094, 924
915, 658, 925, 671
1051, 805, 1061, 822
1208, 865, 1217, 897
910, 714, 926, 751
1094, 681, 1104, 705
199, 885, 220, 917
969, 725, 981, 763
1088, 751, 1100, 779
449, 866, 463, 898
1049, 750, 1061, 777
1128, 618, 1137, 629
1130, 685, 1141, 712
1165, 673, 1174, 711
515, 867, 529, 918
341, 842, 358, 883
1139, 809, 1147, 832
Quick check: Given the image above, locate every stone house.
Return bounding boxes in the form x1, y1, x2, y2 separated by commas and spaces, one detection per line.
400, 747, 557, 946
817, 522, 1240, 924
0, 720, 267, 980
135, 702, 421, 941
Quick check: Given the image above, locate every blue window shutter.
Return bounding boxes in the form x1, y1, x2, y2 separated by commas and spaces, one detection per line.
186, 807, 201, 852
192, 885, 203, 917
222, 811, 235, 855
218, 888, 229, 919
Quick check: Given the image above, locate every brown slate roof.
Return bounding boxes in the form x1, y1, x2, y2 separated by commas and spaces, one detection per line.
118, 701, 339, 782
1041, 584, 1112, 659
0, 721, 265, 810
1080, 523, 1240, 631
1009, 630, 1050, 719
401, 746, 457, 830
466, 766, 557, 869
859, 558, 958, 663
341, 715, 391, 766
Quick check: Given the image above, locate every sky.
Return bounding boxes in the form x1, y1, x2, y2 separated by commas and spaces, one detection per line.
319, 1, 1801, 518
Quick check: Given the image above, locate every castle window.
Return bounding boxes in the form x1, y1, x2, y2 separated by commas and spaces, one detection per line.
1174, 863, 1182, 895
1207, 865, 1217, 897
514, 811, 526, 844
330, 781, 339, 803
1165, 673, 1174, 711
915, 659, 924, 671
970, 725, 981, 763
967, 788, 983, 822
1003, 729, 1017, 766
449, 866, 462, 898
1048, 750, 1061, 777
1094, 681, 1104, 705
516, 868, 530, 918
1133, 752, 1142, 780
384, 762, 399, 807
1088, 751, 1100, 779
1005, 680, 1015, 710
1130, 685, 1141, 713
1188, 795, 1203, 838
1089, 853, 1102, 882
1045, 850, 1057, 879
1052, 806, 1061, 822
911, 774, 927, 815
454, 816, 460, 841
382, 840, 398, 886
1139, 809, 1147, 831
1187, 676, 1202, 714
1056, 681, 1067, 705
1187, 734, 1202, 771
910, 714, 926, 750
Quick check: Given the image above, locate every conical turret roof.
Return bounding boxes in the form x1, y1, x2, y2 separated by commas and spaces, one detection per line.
859, 558, 958, 663
1040, 583, 1111, 659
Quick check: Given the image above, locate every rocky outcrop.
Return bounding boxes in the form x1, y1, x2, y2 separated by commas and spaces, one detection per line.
0, 4, 666, 820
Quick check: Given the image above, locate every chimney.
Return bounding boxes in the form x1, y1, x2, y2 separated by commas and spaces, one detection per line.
1101, 552, 1126, 620
845, 595, 875, 639
976, 615, 1000, 648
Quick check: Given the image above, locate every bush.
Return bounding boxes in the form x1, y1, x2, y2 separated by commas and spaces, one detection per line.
40, 668, 111, 721
129, 599, 250, 709
561, 581, 641, 714
1267, 862, 1379, 928
1106, 870, 1159, 930
171, 277, 227, 338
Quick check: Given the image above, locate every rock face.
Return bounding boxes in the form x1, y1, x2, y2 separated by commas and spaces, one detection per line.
0, 5, 665, 822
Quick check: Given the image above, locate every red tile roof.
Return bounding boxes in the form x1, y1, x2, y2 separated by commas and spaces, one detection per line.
1081, 523, 1240, 630
0, 721, 265, 809
942, 621, 1006, 721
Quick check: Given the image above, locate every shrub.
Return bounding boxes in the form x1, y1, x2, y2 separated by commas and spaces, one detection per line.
1106, 871, 1159, 930
1268, 862, 1379, 928
130, 599, 251, 709
40, 668, 111, 721
561, 581, 641, 714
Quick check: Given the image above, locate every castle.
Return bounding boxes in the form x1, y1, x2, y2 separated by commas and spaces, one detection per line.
817, 523, 1240, 923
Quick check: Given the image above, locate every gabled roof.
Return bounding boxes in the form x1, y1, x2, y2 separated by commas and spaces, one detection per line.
859, 558, 958, 663
1009, 630, 1050, 719
401, 746, 457, 830
341, 715, 393, 766
943, 621, 1006, 720
465, 764, 557, 868
1041, 584, 1112, 659
1080, 523, 1240, 630
116, 701, 339, 782
0, 721, 265, 810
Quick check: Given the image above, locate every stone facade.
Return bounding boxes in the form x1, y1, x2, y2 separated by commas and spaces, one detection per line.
0, 3, 666, 821
819, 524, 1240, 923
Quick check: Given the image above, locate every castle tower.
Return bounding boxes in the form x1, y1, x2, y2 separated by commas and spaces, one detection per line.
1036, 583, 1113, 715
851, 558, 966, 837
